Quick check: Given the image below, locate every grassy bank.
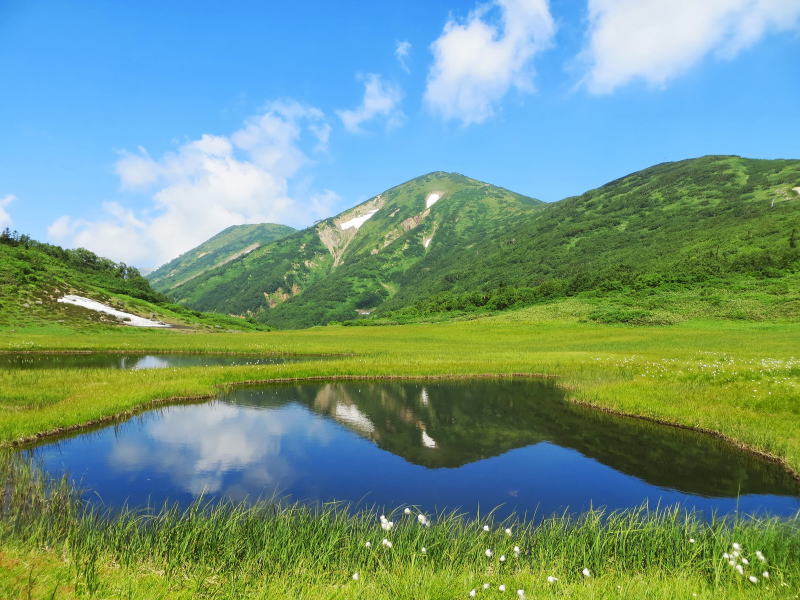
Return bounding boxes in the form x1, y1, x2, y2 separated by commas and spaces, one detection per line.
1, 456, 797, 599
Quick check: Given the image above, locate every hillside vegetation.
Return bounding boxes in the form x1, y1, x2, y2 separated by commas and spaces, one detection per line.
148, 222, 295, 291
0, 230, 266, 331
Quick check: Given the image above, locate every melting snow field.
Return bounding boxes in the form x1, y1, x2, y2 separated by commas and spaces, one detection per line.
340, 209, 379, 231
57, 295, 171, 328
425, 192, 441, 208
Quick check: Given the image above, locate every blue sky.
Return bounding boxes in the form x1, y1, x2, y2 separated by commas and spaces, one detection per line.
1, 0, 799, 267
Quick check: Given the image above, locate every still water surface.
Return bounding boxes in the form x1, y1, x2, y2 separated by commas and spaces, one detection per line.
0, 353, 307, 370
25, 380, 800, 519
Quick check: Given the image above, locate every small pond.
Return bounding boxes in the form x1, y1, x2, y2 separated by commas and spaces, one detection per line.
0, 353, 311, 370
23, 380, 800, 519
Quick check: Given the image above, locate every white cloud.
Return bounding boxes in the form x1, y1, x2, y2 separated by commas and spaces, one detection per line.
583, 0, 800, 94
49, 101, 339, 268
395, 40, 412, 72
0, 194, 14, 229
337, 74, 404, 134
424, 0, 555, 125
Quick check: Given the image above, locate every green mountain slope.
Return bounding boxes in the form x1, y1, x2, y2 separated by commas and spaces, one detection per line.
164, 172, 542, 327
385, 156, 800, 320
148, 223, 295, 291
0, 231, 266, 331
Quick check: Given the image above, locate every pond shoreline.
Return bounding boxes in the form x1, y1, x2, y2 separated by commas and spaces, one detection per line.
7, 371, 800, 488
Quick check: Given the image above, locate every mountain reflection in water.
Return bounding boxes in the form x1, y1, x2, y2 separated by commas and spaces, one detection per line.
27, 380, 800, 518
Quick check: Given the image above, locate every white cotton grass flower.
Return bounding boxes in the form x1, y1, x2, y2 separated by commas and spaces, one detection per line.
417, 513, 431, 527
505, 527, 512, 536
741, 557, 749, 565
762, 571, 770, 578
748, 575, 759, 584
404, 507, 412, 515
365, 541, 372, 548
469, 590, 477, 598
483, 583, 490, 590
382, 538, 393, 548
732, 542, 742, 551
421, 547, 427, 554
755, 550, 766, 563
352, 572, 359, 581
689, 538, 696, 543
381, 520, 394, 531
499, 555, 506, 562
513, 545, 521, 557
547, 576, 558, 583
735, 564, 744, 575
722, 552, 731, 560
728, 560, 737, 567
483, 525, 490, 532
516, 590, 525, 599
485, 549, 494, 558
582, 568, 591, 577
498, 584, 506, 592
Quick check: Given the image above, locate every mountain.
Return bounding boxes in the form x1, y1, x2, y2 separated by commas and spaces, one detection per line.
160, 172, 542, 327
156, 156, 800, 328
0, 231, 266, 331
148, 223, 295, 291
392, 156, 800, 317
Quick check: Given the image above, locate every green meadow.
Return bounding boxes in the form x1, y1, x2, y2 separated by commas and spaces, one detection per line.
1, 310, 799, 598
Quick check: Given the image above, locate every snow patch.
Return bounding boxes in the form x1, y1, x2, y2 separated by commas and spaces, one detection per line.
57, 295, 171, 328
425, 192, 442, 209
334, 403, 376, 435
421, 430, 437, 449
340, 209, 379, 231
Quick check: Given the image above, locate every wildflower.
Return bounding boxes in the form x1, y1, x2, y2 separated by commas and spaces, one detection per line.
469, 590, 477, 598
352, 573, 359, 581
421, 547, 427, 554
499, 554, 506, 562
741, 557, 749, 565
755, 550, 766, 563
732, 542, 742, 551
404, 507, 412, 515
516, 590, 525, 599
735, 565, 744, 575
418, 513, 430, 527
498, 584, 506, 592
748, 575, 758, 584
504, 527, 512, 536
762, 571, 770, 578
485, 549, 493, 558
382, 538, 393, 548
483, 525, 490, 532
381, 520, 394, 531
728, 560, 736, 567
365, 541, 372, 548
722, 552, 731, 559
483, 583, 490, 589
689, 538, 696, 543
582, 568, 591, 578
547, 576, 558, 583
513, 546, 521, 558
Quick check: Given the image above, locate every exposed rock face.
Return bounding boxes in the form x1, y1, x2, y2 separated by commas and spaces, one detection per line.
317, 195, 386, 267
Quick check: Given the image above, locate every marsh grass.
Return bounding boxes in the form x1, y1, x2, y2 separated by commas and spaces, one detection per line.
1, 455, 798, 599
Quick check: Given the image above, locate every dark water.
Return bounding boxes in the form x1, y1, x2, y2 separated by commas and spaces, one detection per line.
0, 353, 307, 370
24, 380, 800, 519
